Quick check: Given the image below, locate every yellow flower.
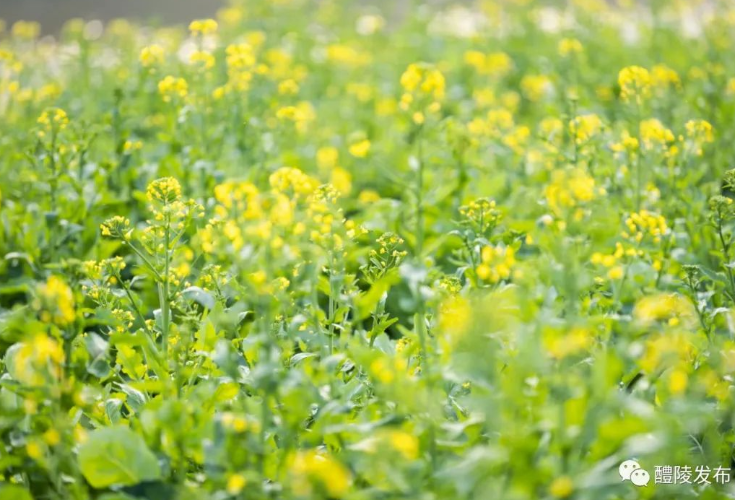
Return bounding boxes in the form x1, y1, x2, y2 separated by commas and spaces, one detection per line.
37, 108, 69, 131
326, 44, 372, 66
189, 50, 216, 70
331, 167, 352, 195
26, 440, 44, 461
276, 102, 315, 131
269, 167, 317, 197
521, 74, 553, 101
189, 18, 218, 36
139, 45, 164, 67
158, 76, 188, 102
476, 245, 515, 283
639, 118, 674, 150
43, 429, 61, 446
11, 21, 40, 40
147, 177, 182, 204
123, 139, 142, 154
399, 62, 445, 117
369, 357, 394, 384
633, 294, 694, 327
387, 430, 419, 459
278, 79, 299, 95
290, 450, 351, 497
558, 38, 583, 57
349, 139, 371, 158
226, 43, 256, 70
607, 266, 624, 280
544, 326, 592, 359
358, 189, 381, 204
651, 64, 680, 91
569, 114, 603, 144
618, 65, 651, 103
37, 276, 76, 326
727, 77, 735, 96
226, 473, 247, 495
639, 332, 695, 373
669, 368, 688, 395
549, 476, 574, 498
217, 5, 243, 25
545, 168, 596, 213
316, 146, 339, 169
100, 216, 131, 239
8, 333, 65, 386
464, 51, 513, 77
685, 119, 714, 155
623, 210, 668, 244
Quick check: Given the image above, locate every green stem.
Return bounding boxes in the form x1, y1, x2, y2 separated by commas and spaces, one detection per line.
416, 133, 425, 257
717, 221, 735, 303
127, 241, 164, 282
161, 217, 172, 357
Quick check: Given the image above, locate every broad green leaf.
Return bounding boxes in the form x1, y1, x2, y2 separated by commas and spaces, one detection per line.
182, 286, 215, 310
0, 485, 33, 500
78, 426, 161, 488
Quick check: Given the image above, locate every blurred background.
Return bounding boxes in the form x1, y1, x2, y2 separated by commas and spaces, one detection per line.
0, 0, 227, 33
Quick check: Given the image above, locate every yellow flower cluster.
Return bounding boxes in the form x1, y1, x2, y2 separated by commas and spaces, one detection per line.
189, 50, 215, 70
269, 167, 318, 198
37, 107, 69, 133
520, 74, 553, 101
290, 450, 351, 497
307, 185, 365, 250
639, 118, 674, 150
651, 64, 681, 91
399, 62, 445, 124
558, 38, 583, 57
544, 168, 597, 214
634, 294, 695, 328
590, 242, 642, 280
226, 42, 256, 69
100, 216, 131, 240
36, 276, 76, 326
618, 65, 651, 103
189, 18, 218, 36
349, 138, 371, 158
569, 114, 603, 144
139, 45, 164, 68
8, 333, 65, 386
11, 20, 40, 40
623, 210, 668, 244
438, 296, 471, 344
463, 51, 513, 77
326, 44, 372, 67
275, 102, 315, 132
543, 326, 592, 359
158, 76, 188, 102
685, 119, 714, 155
213, 180, 262, 219
476, 245, 516, 283
147, 177, 182, 204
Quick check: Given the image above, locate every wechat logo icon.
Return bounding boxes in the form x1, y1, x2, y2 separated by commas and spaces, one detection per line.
620, 460, 650, 487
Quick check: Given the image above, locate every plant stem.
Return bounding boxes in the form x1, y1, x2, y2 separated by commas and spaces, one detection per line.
160, 216, 172, 357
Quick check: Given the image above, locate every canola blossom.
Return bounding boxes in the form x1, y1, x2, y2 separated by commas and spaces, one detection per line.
0, 1, 734, 499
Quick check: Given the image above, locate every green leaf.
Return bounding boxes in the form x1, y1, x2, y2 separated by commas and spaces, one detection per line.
78, 426, 161, 488
290, 351, 318, 366
182, 286, 215, 310
0, 485, 33, 500
355, 271, 400, 320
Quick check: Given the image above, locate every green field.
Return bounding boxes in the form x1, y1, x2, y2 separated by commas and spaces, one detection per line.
1, 1, 734, 499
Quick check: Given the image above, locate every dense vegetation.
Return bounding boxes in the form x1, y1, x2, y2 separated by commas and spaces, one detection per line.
1, 1, 735, 499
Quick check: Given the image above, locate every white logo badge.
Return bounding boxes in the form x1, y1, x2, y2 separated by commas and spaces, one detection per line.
620, 460, 649, 487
